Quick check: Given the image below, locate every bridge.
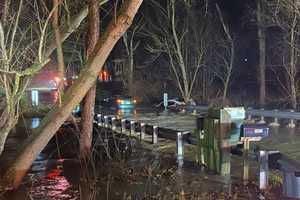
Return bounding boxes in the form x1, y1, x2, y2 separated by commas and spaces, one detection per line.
95, 107, 300, 199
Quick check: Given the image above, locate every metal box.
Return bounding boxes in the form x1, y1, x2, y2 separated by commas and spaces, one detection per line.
240, 124, 269, 141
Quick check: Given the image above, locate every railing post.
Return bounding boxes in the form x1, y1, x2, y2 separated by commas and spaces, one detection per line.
121, 119, 126, 133
247, 114, 252, 121
111, 117, 116, 131
287, 110, 296, 128
104, 116, 109, 128
152, 126, 158, 144
259, 150, 269, 190
270, 109, 280, 127
130, 121, 135, 135
246, 107, 254, 122
192, 109, 197, 115
97, 114, 103, 126
140, 123, 145, 140
258, 108, 266, 124
177, 132, 184, 167
243, 139, 250, 185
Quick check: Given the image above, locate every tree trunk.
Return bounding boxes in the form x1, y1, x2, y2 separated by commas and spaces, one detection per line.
52, 0, 66, 105
222, 42, 234, 105
0, 118, 17, 156
0, 0, 143, 189
80, 0, 100, 159
171, 1, 189, 103
290, 15, 297, 110
0, 107, 17, 156
128, 48, 134, 96
257, 0, 266, 107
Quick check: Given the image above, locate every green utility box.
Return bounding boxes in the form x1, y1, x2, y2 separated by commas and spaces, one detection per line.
196, 107, 245, 175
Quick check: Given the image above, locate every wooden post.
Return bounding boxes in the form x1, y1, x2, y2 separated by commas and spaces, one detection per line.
243, 139, 250, 185
152, 126, 158, 144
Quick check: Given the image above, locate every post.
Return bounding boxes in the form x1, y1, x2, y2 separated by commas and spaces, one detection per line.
259, 150, 269, 190
176, 132, 184, 167
152, 126, 158, 144
258, 109, 266, 124
247, 107, 253, 122
247, 114, 252, 121
31, 90, 39, 106
121, 119, 126, 133
97, 114, 103, 126
287, 110, 296, 128
243, 139, 250, 185
163, 92, 168, 111
111, 117, 116, 131
270, 110, 280, 127
140, 123, 145, 140
130, 121, 135, 135
104, 116, 109, 128
287, 119, 296, 128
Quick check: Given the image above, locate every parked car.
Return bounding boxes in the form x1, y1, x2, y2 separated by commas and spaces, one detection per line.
155, 98, 186, 108
101, 95, 137, 108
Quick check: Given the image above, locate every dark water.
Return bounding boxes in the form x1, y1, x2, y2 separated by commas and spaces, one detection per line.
1, 108, 299, 200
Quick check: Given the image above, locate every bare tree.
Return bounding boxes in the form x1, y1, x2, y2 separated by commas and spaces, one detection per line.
0, 0, 110, 157
145, 0, 207, 103
0, 0, 143, 189
265, 0, 300, 109
257, 0, 267, 107
121, 19, 143, 96
214, 4, 235, 105
0, 0, 52, 156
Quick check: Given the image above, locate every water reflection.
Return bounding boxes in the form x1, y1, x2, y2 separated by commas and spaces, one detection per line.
29, 159, 80, 200
117, 108, 137, 117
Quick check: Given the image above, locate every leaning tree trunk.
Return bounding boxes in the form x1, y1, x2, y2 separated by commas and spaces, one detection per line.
80, 0, 100, 159
0, 0, 143, 190
257, 0, 266, 107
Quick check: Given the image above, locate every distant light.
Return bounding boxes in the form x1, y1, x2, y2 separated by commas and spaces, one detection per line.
54, 76, 60, 83
244, 58, 248, 62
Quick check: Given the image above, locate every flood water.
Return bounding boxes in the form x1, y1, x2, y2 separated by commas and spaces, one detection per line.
0, 108, 299, 200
